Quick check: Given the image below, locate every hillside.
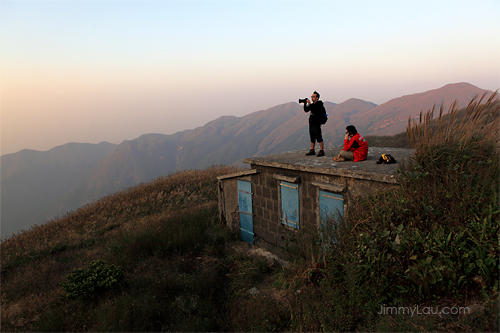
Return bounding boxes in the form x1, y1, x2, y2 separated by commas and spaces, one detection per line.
1, 82, 493, 238
1, 88, 498, 331
1, 142, 118, 237
1, 165, 268, 331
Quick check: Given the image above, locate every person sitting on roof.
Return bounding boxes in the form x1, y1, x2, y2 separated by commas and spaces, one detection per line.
334, 125, 368, 162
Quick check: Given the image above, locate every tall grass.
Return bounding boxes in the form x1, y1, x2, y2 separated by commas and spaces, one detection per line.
350, 91, 500, 301
403, 91, 499, 229
407, 91, 499, 151
281, 92, 499, 332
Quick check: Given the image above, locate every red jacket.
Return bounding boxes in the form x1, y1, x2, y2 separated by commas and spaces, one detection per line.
343, 133, 368, 162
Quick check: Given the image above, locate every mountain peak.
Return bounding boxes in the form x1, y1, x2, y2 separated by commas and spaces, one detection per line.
359, 82, 492, 135
337, 98, 377, 107
442, 82, 479, 89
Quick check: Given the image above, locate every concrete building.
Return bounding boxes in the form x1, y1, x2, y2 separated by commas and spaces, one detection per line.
217, 146, 413, 255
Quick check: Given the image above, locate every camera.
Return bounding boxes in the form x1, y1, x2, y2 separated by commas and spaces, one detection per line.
298, 98, 308, 104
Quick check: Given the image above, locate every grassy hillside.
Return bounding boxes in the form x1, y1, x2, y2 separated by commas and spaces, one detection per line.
1, 165, 288, 331
280, 91, 499, 332
365, 131, 410, 148
1, 93, 498, 332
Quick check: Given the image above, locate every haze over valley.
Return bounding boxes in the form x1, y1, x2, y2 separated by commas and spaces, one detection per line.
1, 82, 496, 238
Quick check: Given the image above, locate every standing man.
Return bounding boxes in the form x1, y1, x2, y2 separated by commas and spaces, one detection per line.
303, 91, 326, 157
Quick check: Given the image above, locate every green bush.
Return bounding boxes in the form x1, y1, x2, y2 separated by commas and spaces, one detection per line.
284, 94, 499, 331
346, 95, 500, 305
347, 142, 499, 304
61, 260, 124, 300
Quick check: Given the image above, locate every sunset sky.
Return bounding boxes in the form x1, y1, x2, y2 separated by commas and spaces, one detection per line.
2, 0, 499, 155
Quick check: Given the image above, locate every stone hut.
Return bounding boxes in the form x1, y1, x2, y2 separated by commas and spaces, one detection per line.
217, 146, 413, 254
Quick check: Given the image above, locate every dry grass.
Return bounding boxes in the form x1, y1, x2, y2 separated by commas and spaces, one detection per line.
407, 90, 499, 152
278, 92, 500, 332
1, 165, 241, 269
2, 165, 257, 331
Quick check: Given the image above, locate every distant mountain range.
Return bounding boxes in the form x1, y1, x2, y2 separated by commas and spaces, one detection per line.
1, 82, 494, 238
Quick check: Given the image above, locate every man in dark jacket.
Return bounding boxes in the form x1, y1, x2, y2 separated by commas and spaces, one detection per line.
304, 91, 326, 157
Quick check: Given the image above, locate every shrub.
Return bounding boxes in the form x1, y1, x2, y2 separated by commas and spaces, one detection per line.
284, 92, 499, 331
61, 260, 124, 300
344, 93, 500, 305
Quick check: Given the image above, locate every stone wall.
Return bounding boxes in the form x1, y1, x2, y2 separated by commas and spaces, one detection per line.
217, 169, 257, 232
218, 164, 399, 256
250, 165, 341, 254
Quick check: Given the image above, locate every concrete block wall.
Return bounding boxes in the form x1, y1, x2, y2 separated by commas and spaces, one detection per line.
218, 164, 400, 257
250, 166, 346, 254
250, 166, 283, 252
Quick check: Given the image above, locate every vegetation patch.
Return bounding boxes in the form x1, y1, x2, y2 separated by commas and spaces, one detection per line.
277, 91, 500, 332
61, 260, 124, 300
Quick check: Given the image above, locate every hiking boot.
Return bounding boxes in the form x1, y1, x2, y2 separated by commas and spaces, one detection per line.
306, 149, 315, 156
317, 150, 325, 157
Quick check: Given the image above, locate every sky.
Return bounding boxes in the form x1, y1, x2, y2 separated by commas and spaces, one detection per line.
1, 0, 499, 156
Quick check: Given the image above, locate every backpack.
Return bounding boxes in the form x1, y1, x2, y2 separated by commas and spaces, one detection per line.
376, 154, 397, 164
321, 113, 328, 125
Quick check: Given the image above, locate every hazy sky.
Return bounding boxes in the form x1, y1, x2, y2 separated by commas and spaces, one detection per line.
2, 0, 499, 155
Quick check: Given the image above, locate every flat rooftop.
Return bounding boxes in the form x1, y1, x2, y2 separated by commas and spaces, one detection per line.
242, 146, 414, 184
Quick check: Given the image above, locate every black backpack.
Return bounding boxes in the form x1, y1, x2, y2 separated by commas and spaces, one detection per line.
321, 113, 328, 125
376, 154, 397, 164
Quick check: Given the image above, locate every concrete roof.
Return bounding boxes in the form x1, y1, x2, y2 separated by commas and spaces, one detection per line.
242, 146, 415, 184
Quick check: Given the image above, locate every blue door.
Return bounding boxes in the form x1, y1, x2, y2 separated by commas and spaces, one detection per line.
319, 190, 344, 239
238, 180, 254, 245
280, 181, 299, 229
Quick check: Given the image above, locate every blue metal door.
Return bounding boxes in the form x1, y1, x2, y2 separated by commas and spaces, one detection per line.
319, 190, 344, 239
280, 181, 299, 229
238, 180, 254, 245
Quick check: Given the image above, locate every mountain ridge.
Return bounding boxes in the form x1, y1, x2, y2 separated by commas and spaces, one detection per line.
358, 82, 494, 135
1, 142, 118, 237
1, 82, 494, 238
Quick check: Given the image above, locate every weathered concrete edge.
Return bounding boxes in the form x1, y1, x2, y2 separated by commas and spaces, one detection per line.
272, 173, 301, 183
311, 182, 344, 193
242, 158, 399, 184
216, 169, 259, 180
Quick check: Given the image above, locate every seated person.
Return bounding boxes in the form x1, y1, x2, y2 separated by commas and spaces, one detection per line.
334, 125, 368, 162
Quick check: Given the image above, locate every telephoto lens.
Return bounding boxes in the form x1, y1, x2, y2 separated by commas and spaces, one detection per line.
299, 98, 307, 103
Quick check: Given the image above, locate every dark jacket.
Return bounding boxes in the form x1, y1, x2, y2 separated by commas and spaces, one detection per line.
304, 101, 326, 126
